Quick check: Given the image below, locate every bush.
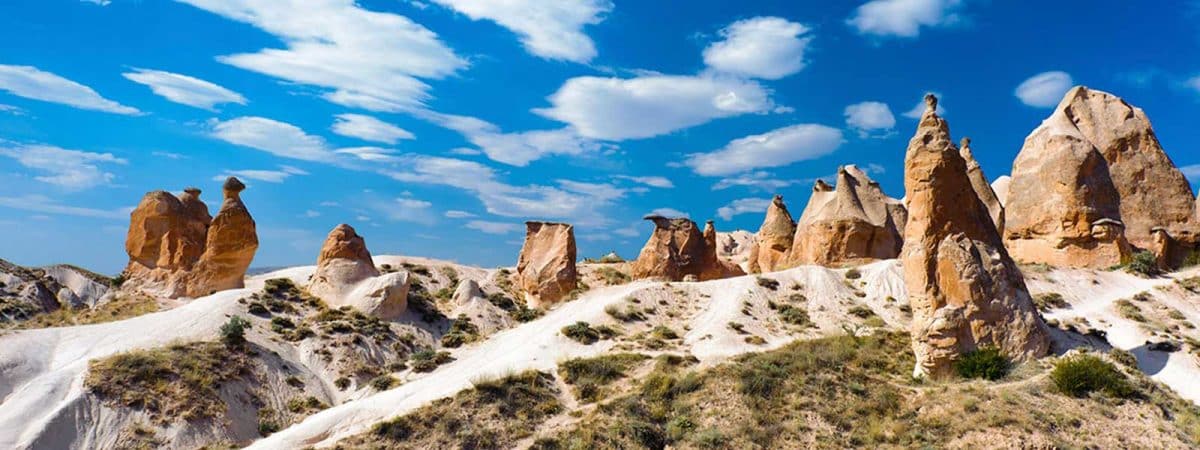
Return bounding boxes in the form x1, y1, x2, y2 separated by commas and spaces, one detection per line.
370, 375, 398, 391
756, 277, 780, 290
335, 377, 351, 390
954, 347, 1009, 380
411, 350, 453, 372
1050, 354, 1135, 398
848, 305, 875, 318
845, 268, 862, 280
258, 419, 280, 436
1126, 251, 1159, 277
512, 306, 542, 322
777, 305, 809, 326
605, 303, 646, 322
562, 322, 602, 344
220, 316, 250, 348
559, 353, 647, 402
270, 316, 295, 333
595, 266, 631, 285
1033, 293, 1068, 312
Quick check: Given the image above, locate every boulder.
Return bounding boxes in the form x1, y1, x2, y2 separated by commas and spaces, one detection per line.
902, 94, 1050, 378
748, 195, 796, 273
448, 279, 512, 335
308, 224, 407, 319
1004, 88, 1133, 268
960, 138, 1005, 234
1006, 86, 1197, 268
516, 222, 578, 308
122, 178, 259, 298
632, 215, 742, 281
787, 165, 907, 267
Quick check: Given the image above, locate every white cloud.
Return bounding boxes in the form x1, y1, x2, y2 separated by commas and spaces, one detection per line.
717, 197, 771, 220
1187, 76, 1200, 94
335, 146, 402, 163
536, 74, 776, 140
703, 17, 812, 80
1015, 71, 1074, 108
176, 0, 466, 112
383, 155, 621, 227
209, 116, 337, 162
902, 92, 945, 118
81, 0, 112, 4
332, 114, 415, 144
414, 109, 609, 166
465, 220, 521, 235
1181, 164, 1200, 181
303, 210, 321, 218
648, 207, 688, 218
614, 175, 673, 189
152, 151, 188, 159
844, 101, 896, 138
711, 171, 796, 191
0, 195, 127, 219
213, 165, 306, 183
0, 144, 126, 189
0, 104, 24, 115
0, 65, 139, 115
684, 124, 845, 177
444, 210, 476, 218
430, 0, 611, 63
847, 0, 965, 38
378, 197, 436, 224
122, 68, 246, 111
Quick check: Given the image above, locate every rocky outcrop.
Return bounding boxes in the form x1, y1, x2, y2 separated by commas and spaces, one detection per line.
902, 94, 1050, 378
747, 195, 795, 273
0, 259, 113, 321
991, 176, 1011, 208
787, 165, 907, 267
632, 216, 743, 281
308, 224, 408, 319
516, 222, 577, 308
716, 230, 755, 273
448, 279, 512, 335
123, 177, 259, 298
1005, 86, 1197, 268
960, 138, 1005, 234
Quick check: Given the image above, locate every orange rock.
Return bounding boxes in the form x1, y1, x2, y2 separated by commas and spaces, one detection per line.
632, 215, 741, 281
748, 195, 795, 273
516, 221, 578, 308
902, 94, 1050, 378
308, 224, 407, 318
787, 165, 906, 267
960, 138, 1005, 234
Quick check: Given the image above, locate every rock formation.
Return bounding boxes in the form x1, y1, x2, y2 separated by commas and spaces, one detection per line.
747, 195, 795, 273
902, 94, 1050, 378
716, 230, 755, 273
516, 222, 577, 308
0, 259, 113, 321
787, 165, 907, 267
960, 138, 1005, 234
123, 177, 259, 298
632, 215, 743, 281
448, 279, 512, 335
1005, 86, 1197, 268
990, 176, 1011, 208
308, 224, 408, 319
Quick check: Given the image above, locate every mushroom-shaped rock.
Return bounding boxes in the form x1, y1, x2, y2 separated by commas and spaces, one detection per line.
123, 180, 257, 298
187, 178, 258, 296
787, 165, 907, 267
516, 222, 577, 308
748, 195, 796, 273
960, 138, 1005, 234
1007, 86, 1197, 266
308, 224, 407, 319
902, 94, 1050, 378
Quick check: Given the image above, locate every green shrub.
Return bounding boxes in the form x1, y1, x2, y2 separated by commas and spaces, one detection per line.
954, 347, 1009, 380
411, 350, 453, 372
595, 266, 631, 285
270, 316, 295, 333
512, 306, 542, 322
562, 322, 602, 344
756, 277, 780, 290
559, 353, 647, 402
220, 316, 250, 348
777, 305, 809, 326
848, 305, 875, 318
605, 303, 646, 322
258, 419, 280, 436
370, 375, 398, 391
1050, 354, 1135, 398
1126, 251, 1159, 277
335, 377, 351, 390
845, 268, 862, 280
1033, 293, 1068, 312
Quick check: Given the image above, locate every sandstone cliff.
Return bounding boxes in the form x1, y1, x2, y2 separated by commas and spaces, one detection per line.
787, 165, 907, 267
516, 222, 578, 308
747, 195, 795, 273
632, 216, 743, 281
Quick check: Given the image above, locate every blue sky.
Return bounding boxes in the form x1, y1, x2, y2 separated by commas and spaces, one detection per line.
1, 0, 1198, 274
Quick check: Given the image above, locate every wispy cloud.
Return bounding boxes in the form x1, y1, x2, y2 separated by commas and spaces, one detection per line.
332, 114, 414, 145
123, 68, 246, 111
1015, 71, 1073, 108
847, 0, 965, 39
685, 124, 844, 177
0, 143, 127, 189
0, 195, 128, 219
429, 0, 611, 63
465, 219, 522, 235
0, 64, 139, 115
716, 197, 771, 220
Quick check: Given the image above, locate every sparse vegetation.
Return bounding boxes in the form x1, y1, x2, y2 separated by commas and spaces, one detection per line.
1126, 251, 1160, 277
343, 371, 562, 449
775, 304, 810, 326
440, 314, 480, 348
848, 305, 876, 319
1051, 354, 1135, 399
85, 341, 252, 422
1033, 292, 1068, 312
512, 305, 542, 322
1178, 277, 1200, 294
954, 347, 1010, 380
370, 375, 399, 391
220, 316, 250, 348
605, 302, 646, 322
13, 293, 158, 328
562, 321, 614, 344
755, 277, 779, 290
559, 353, 648, 402
410, 350, 453, 373
1114, 299, 1148, 323
594, 266, 631, 286
845, 268, 862, 280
